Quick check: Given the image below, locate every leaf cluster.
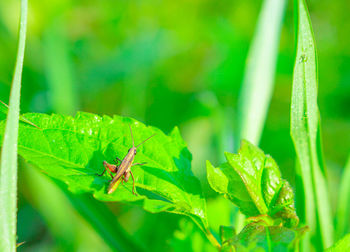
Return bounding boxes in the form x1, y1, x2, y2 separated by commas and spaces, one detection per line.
0, 108, 304, 250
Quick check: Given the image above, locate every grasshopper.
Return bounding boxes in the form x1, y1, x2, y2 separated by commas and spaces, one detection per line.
98, 125, 156, 195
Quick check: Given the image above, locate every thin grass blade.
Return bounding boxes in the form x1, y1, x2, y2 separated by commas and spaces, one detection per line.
0, 0, 27, 250
43, 20, 78, 115
236, 0, 287, 148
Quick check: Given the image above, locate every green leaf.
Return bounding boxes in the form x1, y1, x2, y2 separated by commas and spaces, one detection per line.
325, 234, 350, 252
23, 164, 141, 251
221, 221, 307, 251
0, 0, 27, 251
0, 112, 208, 236
291, 0, 334, 249
207, 140, 299, 227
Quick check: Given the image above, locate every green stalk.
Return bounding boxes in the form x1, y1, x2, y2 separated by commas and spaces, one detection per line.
21, 164, 87, 251
291, 0, 334, 249
236, 0, 287, 148
65, 192, 145, 252
190, 216, 221, 250
336, 155, 350, 239
0, 0, 27, 250
234, 0, 287, 233
43, 19, 78, 115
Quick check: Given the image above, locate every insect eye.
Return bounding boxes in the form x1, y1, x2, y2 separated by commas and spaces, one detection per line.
134, 150, 137, 154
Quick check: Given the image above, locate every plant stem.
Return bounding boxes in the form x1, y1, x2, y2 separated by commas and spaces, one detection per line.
291, 0, 334, 249
190, 216, 221, 250
336, 155, 350, 239
205, 229, 221, 250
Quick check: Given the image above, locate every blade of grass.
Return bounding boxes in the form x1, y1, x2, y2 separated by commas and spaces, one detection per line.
291, 0, 334, 250
0, 0, 27, 250
234, 0, 287, 232
335, 154, 350, 239
236, 0, 287, 148
65, 192, 145, 252
43, 19, 78, 115
21, 163, 95, 251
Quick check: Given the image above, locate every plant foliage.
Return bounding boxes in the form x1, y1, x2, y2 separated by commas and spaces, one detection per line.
207, 140, 299, 228
0, 112, 208, 232
221, 221, 307, 251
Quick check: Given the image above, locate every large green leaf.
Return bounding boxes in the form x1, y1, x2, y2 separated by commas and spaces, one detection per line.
207, 140, 299, 228
0, 112, 207, 231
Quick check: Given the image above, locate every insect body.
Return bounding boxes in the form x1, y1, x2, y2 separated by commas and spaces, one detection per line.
98, 125, 155, 195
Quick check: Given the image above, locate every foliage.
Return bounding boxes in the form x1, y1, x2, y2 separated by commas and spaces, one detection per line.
0, 108, 306, 249
221, 221, 307, 252
207, 140, 304, 250
0, 0, 348, 251
0, 112, 208, 231
207, 140, 298, 228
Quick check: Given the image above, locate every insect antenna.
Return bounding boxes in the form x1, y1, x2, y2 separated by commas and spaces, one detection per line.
129, 124, 135, 147
136, 133, 156, 148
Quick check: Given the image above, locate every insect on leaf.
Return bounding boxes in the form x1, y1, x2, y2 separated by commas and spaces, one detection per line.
0, 112, 208, 233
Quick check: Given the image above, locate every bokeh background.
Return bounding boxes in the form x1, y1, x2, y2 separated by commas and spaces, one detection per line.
0, 0, 349, 251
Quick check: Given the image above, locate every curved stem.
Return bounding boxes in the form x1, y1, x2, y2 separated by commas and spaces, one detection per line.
205, 229, 221, 250
190, 216, 221, 250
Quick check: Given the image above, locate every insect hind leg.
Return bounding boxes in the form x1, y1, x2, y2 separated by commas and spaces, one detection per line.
96, 166, 114, 179
97, 161, 118, 179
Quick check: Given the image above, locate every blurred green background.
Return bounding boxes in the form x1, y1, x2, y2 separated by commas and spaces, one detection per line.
0, 0, 349, 251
